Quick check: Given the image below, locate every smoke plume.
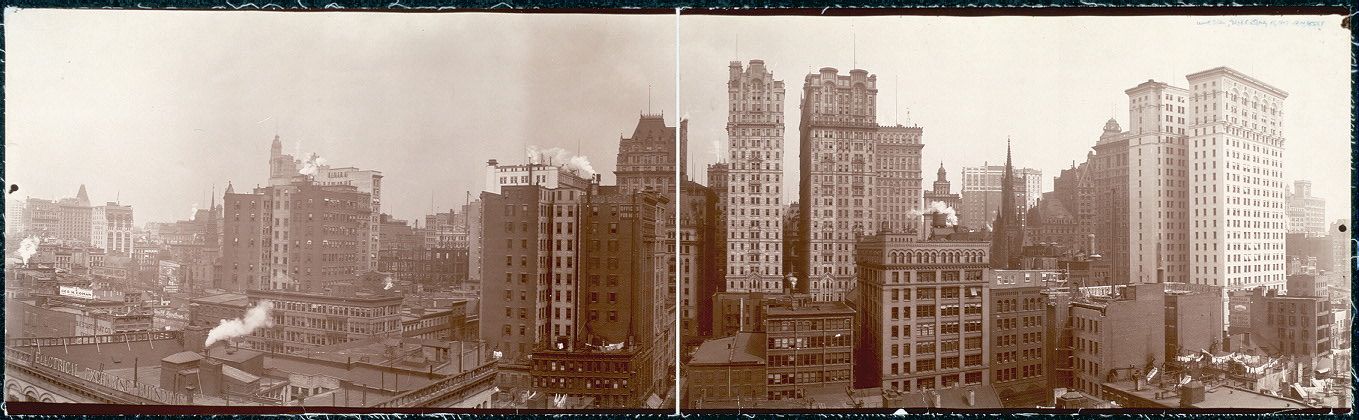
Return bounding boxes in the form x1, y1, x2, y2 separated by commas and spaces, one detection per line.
925, 201, 959, 227
526, 146, 596, 178
205, 300, 275, 347
18, 236, 40, 266
299, 152, 327, 176
190, 204, 200, 221
383, 276, 394, 290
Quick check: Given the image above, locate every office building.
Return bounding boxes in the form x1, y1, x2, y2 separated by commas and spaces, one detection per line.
855, 229, 990, 394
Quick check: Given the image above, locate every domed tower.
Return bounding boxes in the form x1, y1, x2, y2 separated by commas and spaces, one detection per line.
932, 162, 951, 195
1099, 118, 1122, 141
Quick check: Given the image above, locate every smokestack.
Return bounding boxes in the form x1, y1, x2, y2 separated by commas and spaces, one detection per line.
932, 391, 941, 408
966, 389, 976, 407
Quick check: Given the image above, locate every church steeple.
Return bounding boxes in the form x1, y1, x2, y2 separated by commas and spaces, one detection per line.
991, 138, 1023, 269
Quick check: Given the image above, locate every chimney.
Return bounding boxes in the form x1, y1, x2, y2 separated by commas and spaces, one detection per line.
966, 389, 976, 407
182, 326, 208, 354
931, 391, 941, 408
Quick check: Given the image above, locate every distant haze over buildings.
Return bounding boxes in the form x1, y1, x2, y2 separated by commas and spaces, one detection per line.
4, 10, 675, 225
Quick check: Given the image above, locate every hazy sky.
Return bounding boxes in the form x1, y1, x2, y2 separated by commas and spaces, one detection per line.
681, 15, 1351, 223
5, 10, 676, 224
6, 11, 1350, 225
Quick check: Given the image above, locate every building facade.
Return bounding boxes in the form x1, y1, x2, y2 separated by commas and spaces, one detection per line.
315, 166, 384, 272
855, 232, 991, 394
242, 289, 402, 354
1185, 67, 1289, 322
959, 165, 1042, 230
1091, 118, 1132, 284
220, 178, 373, 294
616, 114, 687, 196
1285, 180, 1326, 237
1124, 79, 1190, 286
725, 60, 788, 294
762, 297, 854, 402
988, 270, 1050, 407
874, 125, 925, 236
922, 164, 962, 230
798, 67, 879, 302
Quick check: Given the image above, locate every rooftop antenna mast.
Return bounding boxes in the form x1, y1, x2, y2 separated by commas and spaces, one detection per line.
648, 84, 653, 115
895, 75, 900, 126
852, 26, 857, 69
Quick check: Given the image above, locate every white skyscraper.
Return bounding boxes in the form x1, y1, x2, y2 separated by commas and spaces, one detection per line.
1186, 67, 1288, 324
725, 59, 787, 294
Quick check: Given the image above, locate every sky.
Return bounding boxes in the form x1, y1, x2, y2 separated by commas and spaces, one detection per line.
681, 15, 1352, 223
4, 10, 677, 224
5, 11, 1350, 225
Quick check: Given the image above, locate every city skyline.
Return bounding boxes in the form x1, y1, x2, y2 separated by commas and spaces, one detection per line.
6, 13, 1351, 227
5, 9, 677, 225
680, 15, 1350, 222
3, 8, 1353, 413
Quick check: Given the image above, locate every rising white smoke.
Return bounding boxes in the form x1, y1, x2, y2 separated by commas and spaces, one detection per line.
527, 146, 596, 178
383, 276, 394, 290
18, 236, 40, 267
205, 300, 275, 347
190, 204, 200, 221
299, 152, 327, 176
925, 201, 959, 227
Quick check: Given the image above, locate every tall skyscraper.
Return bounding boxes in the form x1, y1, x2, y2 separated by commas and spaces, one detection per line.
1186, 67, 1288, 301
1286, 180, 1326, 237
725, 60, 787, 294
268, 134, 299, 187
1092, 118, 1132, 284
798, 67, 880, 302
1125, 79, 1190, 285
